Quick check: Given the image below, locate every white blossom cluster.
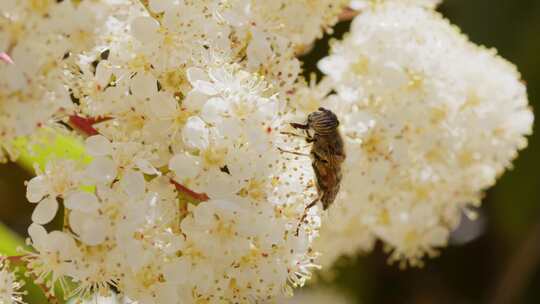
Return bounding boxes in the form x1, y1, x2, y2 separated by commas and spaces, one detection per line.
0, 0, 534, 303
313, 3, 534, 267
0, 0, 118, 162
3, 0, 351, 303
0, 257, 25, 304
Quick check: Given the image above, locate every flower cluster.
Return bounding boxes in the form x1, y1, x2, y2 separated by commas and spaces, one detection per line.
0, 0, 533, 302
0, 257, 25, 304
11, 0, 353, 302
312, 3, 533, 267
0, 0, 117, 162
24, 62, 322, 304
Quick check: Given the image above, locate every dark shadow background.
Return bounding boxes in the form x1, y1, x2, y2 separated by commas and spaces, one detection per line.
1, 0, 538, 303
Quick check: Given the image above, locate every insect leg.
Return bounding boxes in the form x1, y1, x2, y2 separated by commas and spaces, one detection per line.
277, 147, 311, 157
303, 129, 315, 143
290, 122, 315, 140
295, 196, 320, 236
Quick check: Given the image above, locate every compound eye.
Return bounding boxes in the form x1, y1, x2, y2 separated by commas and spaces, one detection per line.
307, 113, 315, 123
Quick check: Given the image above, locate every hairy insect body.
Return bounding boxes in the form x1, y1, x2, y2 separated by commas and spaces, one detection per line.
311, 128, 345, 210
286, 107, 345, 233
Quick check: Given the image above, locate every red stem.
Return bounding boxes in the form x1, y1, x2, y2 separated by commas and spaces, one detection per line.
68, 114, 111, 136
170, 179, 210, 202
5, 255, 29, 264
67, 115, 209, 203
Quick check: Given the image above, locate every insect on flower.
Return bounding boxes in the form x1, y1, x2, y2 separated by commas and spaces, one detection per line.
280, 107, 346, 235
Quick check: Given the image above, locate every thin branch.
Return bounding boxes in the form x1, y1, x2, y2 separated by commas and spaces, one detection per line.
68, 115, 111, 136
6, 255, 27, 264
67, 114, 209, 205
170, 179, 210, 202
488, 219, 540, 304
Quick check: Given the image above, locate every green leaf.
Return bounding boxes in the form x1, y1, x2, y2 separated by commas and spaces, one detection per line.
13, 128, 92, 173
0, 222, 25, 256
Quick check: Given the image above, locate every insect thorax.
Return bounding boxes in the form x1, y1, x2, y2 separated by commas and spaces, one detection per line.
308, 108, 339, 135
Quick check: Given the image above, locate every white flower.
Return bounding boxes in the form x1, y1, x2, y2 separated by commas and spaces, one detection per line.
314, 3, 533, 267
26, 160, 82, 229
219, 0, 348, 51
0, 257, 26, 304
84, 135, 160, 178
26, 224, 81, 293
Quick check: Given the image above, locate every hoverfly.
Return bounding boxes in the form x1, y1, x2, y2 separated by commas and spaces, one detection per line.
280, 107, 345, 235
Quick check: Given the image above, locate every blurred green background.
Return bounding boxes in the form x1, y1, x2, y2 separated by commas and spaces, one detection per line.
1, 0, 538, 303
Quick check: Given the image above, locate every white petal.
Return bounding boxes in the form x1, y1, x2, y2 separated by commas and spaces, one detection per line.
28, 223, 48, 252
349, 0, 368, 10
163, 259, 190, 283
85, 135, 112, 157
81, 218, 108, 246
246, 30, 272, 67
201, 97, 228, 123
192, 80, 218, 95
68, 210, 85, 236
182, 116, 209, 150
183, 90, 208, 112
95, 61, 113, 88
32, 197, 58, 225
156, 284, 178, 304
186, 67, 209, 84
256, 100, 278, 120
131, 16, 160, 43
64, 191, 100, 213
69, 211, 108, 246
120, 170, 146, 198
150, 92, 177, 118
169, 153, 200, 180
47, 231, 79, 258
130, 73, 157, 99
86, 157, 117, 183
317, 55, 348, 82
135, 158, 161, 175
26, 175, 47, 203
149, 0, 173, 12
